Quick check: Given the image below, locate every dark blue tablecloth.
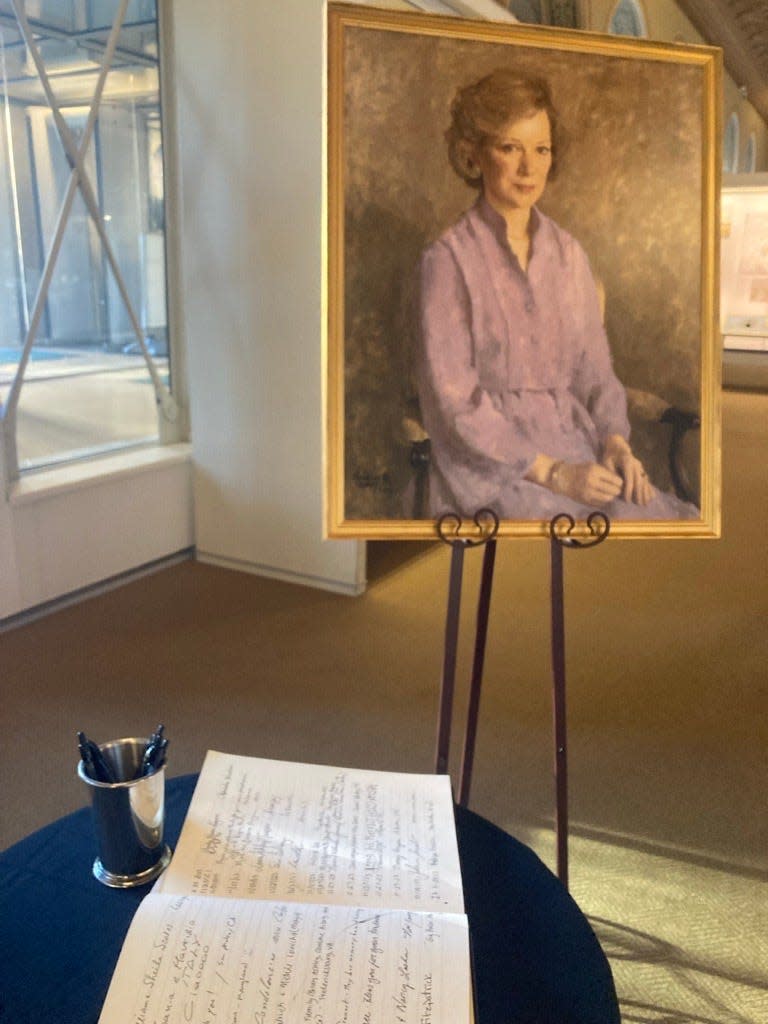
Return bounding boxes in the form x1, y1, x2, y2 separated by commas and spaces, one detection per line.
0, 775, 619, 1024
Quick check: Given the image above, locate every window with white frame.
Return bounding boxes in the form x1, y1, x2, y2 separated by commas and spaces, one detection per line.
723, 111, 740, 174
743, 131, 756, 174
608, 0, 647, 37
0, 0, 175, 480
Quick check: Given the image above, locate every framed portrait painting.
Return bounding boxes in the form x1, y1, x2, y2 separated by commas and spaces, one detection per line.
325, 3, 722, 540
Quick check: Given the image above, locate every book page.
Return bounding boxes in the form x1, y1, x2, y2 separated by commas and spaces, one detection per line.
98, 892, 471, 1024
156, 752, 464, 913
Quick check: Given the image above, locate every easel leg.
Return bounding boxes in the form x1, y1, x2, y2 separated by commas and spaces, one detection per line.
458, 538, 497, 806
547, 511, 610, 891
435, 541, 465, 775
550, 534, 569, 889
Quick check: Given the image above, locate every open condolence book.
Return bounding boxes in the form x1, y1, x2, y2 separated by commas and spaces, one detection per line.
99, 751, 471, 1023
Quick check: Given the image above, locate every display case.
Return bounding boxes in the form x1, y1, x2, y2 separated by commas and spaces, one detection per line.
721, 173, 768, 389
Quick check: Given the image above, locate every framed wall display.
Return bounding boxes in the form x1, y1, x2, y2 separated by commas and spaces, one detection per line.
721, 181, 768, 350
325, 2, 721, 540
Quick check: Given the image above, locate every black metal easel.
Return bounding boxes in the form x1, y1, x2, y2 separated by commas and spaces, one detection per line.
547, 511, 610, 888
433, 509, 499, 803
434, 508, 610, 889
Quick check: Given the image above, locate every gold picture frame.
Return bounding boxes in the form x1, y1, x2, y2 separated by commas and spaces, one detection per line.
325, 2, 721, 540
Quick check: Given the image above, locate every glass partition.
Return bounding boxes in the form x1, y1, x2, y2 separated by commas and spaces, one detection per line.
721, 183, 768, 354
0, 0, 169, 471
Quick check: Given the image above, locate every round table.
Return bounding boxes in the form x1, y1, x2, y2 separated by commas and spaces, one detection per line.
0, 774, 619, 1024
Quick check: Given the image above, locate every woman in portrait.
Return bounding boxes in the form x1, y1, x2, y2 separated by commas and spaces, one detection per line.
416, 68, 698, 521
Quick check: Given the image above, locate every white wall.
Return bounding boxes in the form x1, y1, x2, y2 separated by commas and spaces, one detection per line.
0, 0, 540, 615
169, 0, 365, 595
0, 4, 196, 623
0, 444, 194, 622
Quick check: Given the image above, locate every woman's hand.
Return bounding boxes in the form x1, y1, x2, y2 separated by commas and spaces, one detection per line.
526, 454, 622, 506
548, 460, 623, 507
601, 434, 654, 505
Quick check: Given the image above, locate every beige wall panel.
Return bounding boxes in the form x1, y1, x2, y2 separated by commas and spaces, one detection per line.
170, 0, 365, 591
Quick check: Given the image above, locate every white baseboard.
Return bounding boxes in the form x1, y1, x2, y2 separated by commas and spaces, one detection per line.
0, 549, 194, 633
196, 550, 367, 597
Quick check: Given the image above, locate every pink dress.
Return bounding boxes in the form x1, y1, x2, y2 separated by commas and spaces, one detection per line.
417, 197, 698, 520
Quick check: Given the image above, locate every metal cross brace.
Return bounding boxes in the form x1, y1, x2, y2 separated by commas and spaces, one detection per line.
2, 0, 176, 483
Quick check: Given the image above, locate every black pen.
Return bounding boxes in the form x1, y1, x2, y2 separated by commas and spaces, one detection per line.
140, 740, 158, 777
78, 731, 116, 783
152, 737, 169, 772
145, 724, 164, 758
140, 732, 169, 777
78, 731, 97, 778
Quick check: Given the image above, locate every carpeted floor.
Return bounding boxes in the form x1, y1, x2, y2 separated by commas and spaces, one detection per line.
1, 389, 767, 1021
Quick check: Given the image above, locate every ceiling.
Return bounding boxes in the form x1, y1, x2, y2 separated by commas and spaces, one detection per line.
676, 0, 768, 123
1, 2, 767, 121
0, 8, 159, 108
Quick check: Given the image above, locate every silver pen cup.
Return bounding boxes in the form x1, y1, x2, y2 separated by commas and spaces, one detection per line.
77, 737, 172, 888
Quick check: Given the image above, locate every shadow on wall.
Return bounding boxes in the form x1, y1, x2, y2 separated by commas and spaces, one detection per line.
343, 189, 429, 520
